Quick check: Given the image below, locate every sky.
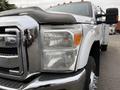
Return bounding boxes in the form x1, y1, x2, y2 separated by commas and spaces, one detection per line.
8, 0, 120, 13
8, 0, 120, 9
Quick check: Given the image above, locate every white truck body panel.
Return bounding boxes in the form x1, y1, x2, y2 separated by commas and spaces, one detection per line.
55, 13, 109, 70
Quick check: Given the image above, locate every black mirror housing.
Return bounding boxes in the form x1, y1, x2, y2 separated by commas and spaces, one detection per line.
106, 8, 118, 24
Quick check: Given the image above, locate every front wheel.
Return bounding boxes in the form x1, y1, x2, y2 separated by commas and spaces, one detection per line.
84, 56, 98, 90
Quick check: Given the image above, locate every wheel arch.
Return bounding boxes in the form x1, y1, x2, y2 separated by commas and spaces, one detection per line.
89, 41, 100, 76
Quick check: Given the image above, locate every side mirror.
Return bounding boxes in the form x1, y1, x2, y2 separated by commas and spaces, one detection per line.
106, 8, 118, 24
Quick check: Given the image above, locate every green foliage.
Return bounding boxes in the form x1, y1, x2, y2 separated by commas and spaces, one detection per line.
0, 0, 17, 11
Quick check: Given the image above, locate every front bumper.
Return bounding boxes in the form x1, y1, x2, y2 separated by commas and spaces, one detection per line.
0, 69, 86, 90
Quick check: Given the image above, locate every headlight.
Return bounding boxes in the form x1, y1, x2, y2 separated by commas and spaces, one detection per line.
42, 28, 82, 72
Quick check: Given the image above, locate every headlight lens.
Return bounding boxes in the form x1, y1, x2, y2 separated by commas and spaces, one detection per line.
44, 32, 73, 48
42, 30, 82, 72
43, 49, 77, 71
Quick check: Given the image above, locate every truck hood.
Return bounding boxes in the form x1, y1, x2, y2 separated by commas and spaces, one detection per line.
0, 7, 77, 24
47, 11, 93, 23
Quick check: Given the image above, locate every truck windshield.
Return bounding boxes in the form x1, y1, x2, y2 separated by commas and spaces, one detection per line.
47, 2, 93, 17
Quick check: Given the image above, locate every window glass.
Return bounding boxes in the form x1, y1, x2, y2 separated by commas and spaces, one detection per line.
47, 2, 92, 17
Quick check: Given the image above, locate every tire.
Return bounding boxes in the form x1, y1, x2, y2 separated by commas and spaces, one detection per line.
101, 45, 108, 51
84, 56, 98, 90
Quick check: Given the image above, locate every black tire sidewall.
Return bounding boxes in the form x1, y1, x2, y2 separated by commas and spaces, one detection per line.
84, 56, 96, 90
101, 45, 108, 51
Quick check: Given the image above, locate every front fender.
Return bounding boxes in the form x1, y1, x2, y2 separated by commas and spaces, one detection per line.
76, 29, 98, 70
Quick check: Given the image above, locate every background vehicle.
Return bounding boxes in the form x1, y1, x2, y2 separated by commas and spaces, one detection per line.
0, 1, 118, 90
115, 21, 120, 33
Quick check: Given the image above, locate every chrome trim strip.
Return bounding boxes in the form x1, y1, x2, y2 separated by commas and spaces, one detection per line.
0, 34, 16, 37
0, 55, 19, 69
0, 55, 18, 58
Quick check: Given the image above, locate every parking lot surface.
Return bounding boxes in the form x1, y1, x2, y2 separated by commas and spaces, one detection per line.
97, 35, 120, 90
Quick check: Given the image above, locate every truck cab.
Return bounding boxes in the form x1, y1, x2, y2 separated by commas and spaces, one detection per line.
47, 2, 109, 51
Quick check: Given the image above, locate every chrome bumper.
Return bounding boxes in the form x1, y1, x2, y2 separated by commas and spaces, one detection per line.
0, 69, 86, 90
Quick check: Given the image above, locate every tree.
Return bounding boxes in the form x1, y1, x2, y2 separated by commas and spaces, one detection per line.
0, 0, 17, 11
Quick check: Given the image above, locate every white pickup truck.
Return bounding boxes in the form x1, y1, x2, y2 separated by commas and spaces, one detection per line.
0, 1, 118, 90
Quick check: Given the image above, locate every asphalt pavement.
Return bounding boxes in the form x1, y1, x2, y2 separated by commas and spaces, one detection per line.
97, 35, 120, 90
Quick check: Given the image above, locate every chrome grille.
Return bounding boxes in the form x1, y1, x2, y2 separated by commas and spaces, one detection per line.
0, 27, 23, 76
